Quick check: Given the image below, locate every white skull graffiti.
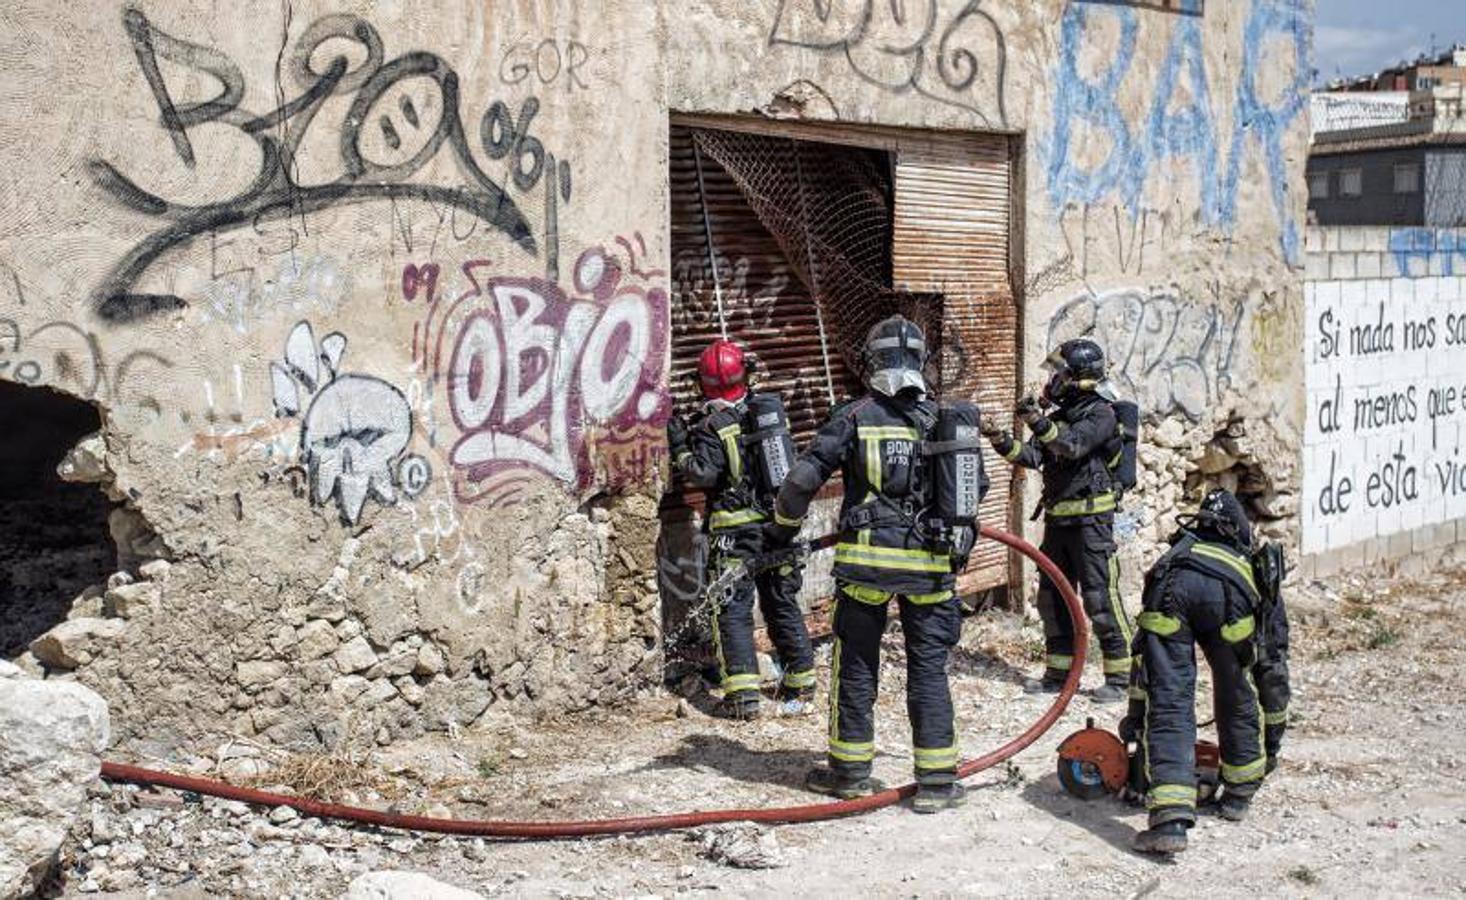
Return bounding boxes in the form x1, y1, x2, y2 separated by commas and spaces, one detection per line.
272, 321, 428, 524
303, 375, 412, 523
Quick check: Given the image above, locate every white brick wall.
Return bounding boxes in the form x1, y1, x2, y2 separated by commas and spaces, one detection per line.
1304, 227, 1466, 563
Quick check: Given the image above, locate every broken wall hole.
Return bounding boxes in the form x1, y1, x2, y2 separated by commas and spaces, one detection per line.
0, 381, 118, 658
1184, 419, 1291, 528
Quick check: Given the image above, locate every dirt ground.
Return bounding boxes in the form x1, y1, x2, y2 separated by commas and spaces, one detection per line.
75, 564, 1466, 899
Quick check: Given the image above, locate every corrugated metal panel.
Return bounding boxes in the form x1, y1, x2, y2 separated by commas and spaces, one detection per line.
667, 126, 862, 450
892, 136, 1017, 593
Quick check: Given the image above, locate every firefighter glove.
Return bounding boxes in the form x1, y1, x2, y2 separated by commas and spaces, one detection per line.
666, 414, 690, 454
1015, 396, 1044, 428
763, 521, 799, 549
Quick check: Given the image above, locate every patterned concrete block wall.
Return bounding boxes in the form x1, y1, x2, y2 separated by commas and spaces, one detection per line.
1304, 226, 1466, 575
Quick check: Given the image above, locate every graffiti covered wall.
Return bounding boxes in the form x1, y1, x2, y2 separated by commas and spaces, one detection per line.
0, 0, 668, 747
0, 0, 1314, 750
1303, 226, 1466, 573
667, 0, 1311, 581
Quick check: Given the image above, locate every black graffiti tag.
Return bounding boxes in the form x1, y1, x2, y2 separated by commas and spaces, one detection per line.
767, 0, 1009, 127
91, 10, 540, 324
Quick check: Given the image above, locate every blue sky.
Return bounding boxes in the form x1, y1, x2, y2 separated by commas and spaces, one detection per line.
1315, 1, 1464, 82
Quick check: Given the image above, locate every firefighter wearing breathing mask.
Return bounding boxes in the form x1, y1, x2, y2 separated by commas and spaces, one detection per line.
1124, 489, 1283, 855
666, 340, 816, 720
983, 339, 1135, 702
765, 315, 989, 813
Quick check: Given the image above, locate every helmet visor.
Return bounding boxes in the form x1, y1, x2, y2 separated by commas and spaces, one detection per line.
865, 333, 927, 376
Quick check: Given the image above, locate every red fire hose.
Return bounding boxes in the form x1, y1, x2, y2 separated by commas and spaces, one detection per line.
100, 525, 1087, 838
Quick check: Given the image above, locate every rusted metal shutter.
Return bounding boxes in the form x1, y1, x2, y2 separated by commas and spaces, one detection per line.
666, 126, 862, 447
892, 136, 1017, 593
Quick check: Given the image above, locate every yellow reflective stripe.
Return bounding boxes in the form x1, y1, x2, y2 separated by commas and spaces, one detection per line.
1046, 654, 1074, 671
711, 589, 728, 684
828, 738, 875, 762
709, 508, 766, 530
1048, 492, 1117, 517
1002, 441, 1023, 462
1148, 784, 1198, 808
1221, 615, 1256, 644
864, 437, 882, 494
1247, 667, 1266, 776
1037, 422, 1061, 443
774, 509, 803, 528
828, 620, 843, 744
906, 590, 954, 605
1103, 656, 1133, 675
838, 543, 948, 560
858, 426, 921, 440
1264, 708, 1288, 726
835, 545, 951, 573
841, 583, 893, 605
1138, 611, 1182, 636
1108, 554, 1133, 646
1192, 543, 1259, 596
782, 669, 817, 689
717, 423, 743, 484
675, 451, 691, 464
722, 673, 761, 692
1108, 450, 1122, 469
913, 746, 959, 769
1128, 685, 1148, 701
1221, 757, 1266, 784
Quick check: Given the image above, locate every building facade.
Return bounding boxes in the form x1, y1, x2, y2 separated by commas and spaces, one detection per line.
0, 0, 1311, 751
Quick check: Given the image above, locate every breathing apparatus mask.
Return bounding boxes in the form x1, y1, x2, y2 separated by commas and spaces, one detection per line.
863, 315, 928, 399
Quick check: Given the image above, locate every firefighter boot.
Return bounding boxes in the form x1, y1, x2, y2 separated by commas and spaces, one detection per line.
1133, 820, 1189, 855
1216, 787, 1252, 822
805, 766, 879, 800
912, 781, 966, 814
1023, 675, 1064, 695
721, 691, 762, 721
1090, 677, 1129, 704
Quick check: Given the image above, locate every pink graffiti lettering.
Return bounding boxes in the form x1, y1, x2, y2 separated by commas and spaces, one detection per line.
413, 241, 669, 500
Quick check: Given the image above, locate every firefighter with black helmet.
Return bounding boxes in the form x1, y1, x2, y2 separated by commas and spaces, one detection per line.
766, 315, 989, 814
1124, 489, 1277, 855
982, 338, 1134, 702
666, 339, 816, 719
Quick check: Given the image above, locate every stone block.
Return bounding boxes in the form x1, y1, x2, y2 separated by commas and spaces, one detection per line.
235, 660, 285, 689
334, 636, 378, 674
295, 620, 340, 661
0, 675, 109, 899
30, 619, 126, 670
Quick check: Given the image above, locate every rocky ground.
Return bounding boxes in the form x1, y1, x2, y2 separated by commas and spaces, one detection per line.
53, 564, 1466, 899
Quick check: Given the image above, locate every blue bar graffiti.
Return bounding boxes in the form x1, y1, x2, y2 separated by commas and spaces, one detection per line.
1045, 0, 1311, 265
1389, 228, 1466, 277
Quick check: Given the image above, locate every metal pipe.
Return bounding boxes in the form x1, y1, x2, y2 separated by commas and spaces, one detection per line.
691, 135, 729, 340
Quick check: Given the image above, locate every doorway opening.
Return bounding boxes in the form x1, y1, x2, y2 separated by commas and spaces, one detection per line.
657, 117, 1019, 680
0, 382, 117, 658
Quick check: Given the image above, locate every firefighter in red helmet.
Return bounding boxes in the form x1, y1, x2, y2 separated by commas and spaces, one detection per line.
666, 339, 815, 718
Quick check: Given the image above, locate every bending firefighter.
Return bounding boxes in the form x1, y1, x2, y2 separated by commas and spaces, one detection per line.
982, 339, 1137, 702
766, 316, 989, 813
667, 340, 816, 719
1124, 489, 1292, 855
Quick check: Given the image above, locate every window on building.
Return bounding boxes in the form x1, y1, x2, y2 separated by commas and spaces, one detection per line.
1308, 172, 1330, 200
1341, 169, 1364, 198
1395, 163, 1422, 194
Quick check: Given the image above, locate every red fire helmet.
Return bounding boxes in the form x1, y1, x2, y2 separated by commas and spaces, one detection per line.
697, 339, 748, 402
